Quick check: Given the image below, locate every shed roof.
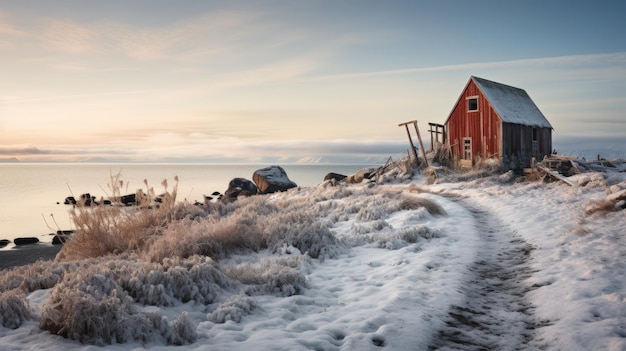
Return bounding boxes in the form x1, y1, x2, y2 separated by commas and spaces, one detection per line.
471, 76, 553, 129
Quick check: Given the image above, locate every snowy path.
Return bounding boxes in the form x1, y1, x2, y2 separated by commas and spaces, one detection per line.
428, 198, 542, 351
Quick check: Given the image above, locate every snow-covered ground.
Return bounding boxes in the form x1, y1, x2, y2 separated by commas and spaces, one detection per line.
1, 166, 625, 351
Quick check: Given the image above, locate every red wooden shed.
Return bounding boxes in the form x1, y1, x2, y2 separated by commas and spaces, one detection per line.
444, 76, 553, 170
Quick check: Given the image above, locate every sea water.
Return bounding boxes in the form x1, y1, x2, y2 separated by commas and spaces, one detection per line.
0, 163, 373, 245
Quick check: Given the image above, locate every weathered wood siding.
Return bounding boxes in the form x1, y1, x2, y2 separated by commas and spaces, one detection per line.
446, 80, 501, 162
445, 78, 552, 170
501, 123, 552, 170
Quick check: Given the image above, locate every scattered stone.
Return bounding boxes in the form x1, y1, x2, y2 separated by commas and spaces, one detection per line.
346, 168, 377, 184
120, 193, 137, 206
0, 239, 10, 247
224, 178, 258, 200
78, 193, 95, 206
253, 166, 297, 194
14, 237, 39, 246
323, 172, 347, 182
63, 196, 76, 205
52, 234, 71, 245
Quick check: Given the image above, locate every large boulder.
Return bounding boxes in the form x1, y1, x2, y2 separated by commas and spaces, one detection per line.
253, 166, 297, 194
224, 178, 258, 200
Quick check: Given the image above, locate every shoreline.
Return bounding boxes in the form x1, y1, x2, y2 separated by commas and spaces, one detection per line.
0, 243, 62, 270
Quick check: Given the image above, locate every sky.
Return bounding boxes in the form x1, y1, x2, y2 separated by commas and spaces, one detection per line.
1, 0, 625, 163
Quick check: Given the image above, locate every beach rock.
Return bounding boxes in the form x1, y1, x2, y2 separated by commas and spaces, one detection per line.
324, 172, 347, 182
224, 178, 258, 200
0, 239, 9, 247
120, 193, 137, 206
14, 237, 39, 246
346, 168, 377, 184
253, 166, 297, 194
78, 193, 95, 206
62, 193, 96, 206
52, 234, 71, 245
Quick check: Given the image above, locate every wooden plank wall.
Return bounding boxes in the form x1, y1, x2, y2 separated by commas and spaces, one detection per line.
446, 80, 500, 161
502, 124, 552, 169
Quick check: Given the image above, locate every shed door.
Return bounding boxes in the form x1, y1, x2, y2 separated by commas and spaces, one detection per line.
463, 138, 472, 160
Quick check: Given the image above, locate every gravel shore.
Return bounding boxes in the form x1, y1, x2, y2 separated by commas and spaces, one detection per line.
0, 244, 62, 270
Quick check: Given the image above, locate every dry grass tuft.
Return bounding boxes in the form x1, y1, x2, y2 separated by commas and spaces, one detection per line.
58, 177, 182, 262
145, 218, 261, 263
400, 196, 446, 216
584, 199, 616, 216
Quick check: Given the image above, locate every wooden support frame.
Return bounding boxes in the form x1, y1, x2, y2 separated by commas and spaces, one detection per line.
428, 123, 446, 150
398, 120, 429, 168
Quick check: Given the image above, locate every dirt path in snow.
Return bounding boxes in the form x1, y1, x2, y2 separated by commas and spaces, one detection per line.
427, 198, 545, 351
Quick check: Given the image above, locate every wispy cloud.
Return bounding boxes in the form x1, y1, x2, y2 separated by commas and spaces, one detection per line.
0, 145, 49, 155
2, 9, 308, 65
215, 58, 317, 87
0, 137, 408, 163
301, 52, 626, 82
0, 89, 154, 105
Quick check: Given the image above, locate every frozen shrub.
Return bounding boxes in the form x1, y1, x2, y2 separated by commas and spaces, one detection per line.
145, 217, 261, 263
167, 311, 197, 345
0, 289, 31, 329
0, 272, 23, 294
0, 260, 87, 294
225, 257, 308, 296
371, 219, 390, 231
355, 191, 402, 221
261, 214, 340, 260
40, 272, 140, 344
118, 256, 230, 306
38, 269, 192, 345
208, 293, 257, 323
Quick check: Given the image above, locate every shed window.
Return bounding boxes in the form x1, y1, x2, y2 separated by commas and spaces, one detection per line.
467, 97, 478, 112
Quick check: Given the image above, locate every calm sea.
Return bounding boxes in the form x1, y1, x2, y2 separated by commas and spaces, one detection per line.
0, 163, 373, 246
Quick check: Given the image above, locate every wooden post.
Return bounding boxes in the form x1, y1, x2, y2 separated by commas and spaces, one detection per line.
412, 121, 429, 168
399, 121, 419, 165
399, 120, 429, 168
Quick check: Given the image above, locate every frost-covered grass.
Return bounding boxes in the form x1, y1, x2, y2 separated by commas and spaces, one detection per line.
1, 178, 448, 347
5, 165, 623, 350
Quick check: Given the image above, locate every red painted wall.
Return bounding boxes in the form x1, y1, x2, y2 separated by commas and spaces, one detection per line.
446, 80, 501, 161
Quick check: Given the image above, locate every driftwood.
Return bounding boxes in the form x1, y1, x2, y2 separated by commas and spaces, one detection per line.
536, 164, 576, 187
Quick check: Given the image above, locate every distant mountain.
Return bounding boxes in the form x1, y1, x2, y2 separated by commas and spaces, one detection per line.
0, 157, 20, 163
